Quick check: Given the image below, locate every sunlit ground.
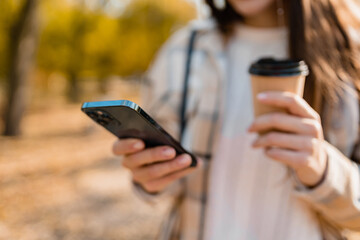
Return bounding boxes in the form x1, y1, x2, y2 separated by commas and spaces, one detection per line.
0, 81, 169, 240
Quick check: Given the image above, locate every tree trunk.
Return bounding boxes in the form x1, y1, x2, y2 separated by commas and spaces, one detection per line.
3, 0, 38, 136
68, 72, 80, 103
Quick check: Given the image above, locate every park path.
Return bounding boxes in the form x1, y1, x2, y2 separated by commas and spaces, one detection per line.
0, 104, 168, 240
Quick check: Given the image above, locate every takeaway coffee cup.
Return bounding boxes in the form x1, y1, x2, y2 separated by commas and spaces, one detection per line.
249, 58, 309, 117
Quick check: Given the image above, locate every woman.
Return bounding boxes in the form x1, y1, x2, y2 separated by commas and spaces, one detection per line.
113, 0, 360, 239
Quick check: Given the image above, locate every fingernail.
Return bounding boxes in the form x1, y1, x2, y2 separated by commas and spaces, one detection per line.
133, 141, 144, 150
257, 93, 267, 100
178, 155, 190, 165
163, 147, 175, 157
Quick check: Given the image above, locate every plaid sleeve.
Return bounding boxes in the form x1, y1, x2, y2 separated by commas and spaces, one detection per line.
141, 27, 192, 140
293, 141, 360, 231
133, 27, 193, 202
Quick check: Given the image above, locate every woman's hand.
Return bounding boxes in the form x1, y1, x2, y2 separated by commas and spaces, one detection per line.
113, 138, 199, 194
248, 91, 328, 187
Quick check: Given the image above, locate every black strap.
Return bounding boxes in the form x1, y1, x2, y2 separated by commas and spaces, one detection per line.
179, 30, 198, 142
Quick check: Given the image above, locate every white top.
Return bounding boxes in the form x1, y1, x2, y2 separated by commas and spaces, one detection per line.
204, 24, 322, 240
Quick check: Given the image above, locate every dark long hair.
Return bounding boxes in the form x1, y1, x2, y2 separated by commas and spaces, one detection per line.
205, 0, 360, 111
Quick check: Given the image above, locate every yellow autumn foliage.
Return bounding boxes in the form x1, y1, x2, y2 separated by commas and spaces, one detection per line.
0, 0, 196, 82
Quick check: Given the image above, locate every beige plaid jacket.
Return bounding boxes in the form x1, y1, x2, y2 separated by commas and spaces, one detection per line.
136, 20, 360, 240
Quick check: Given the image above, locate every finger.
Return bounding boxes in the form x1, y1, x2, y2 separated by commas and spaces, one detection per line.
142, 167, 196, 194
264, 147, 312, 170
252, 132, 317, 153
132, 154, 192, 183
112, 138, 145, 155
257, 91, 320, 120
122, 146, 176, 169
248, 113, 322, 137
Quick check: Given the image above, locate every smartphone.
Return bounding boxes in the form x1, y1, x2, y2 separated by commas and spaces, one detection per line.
81, 100, 197, 167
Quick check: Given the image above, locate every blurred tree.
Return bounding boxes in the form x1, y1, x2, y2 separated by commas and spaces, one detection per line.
3, 0, 39, 136
0, 0, 17, 81
37, 0, 195, 88
66, 8, 94, 102
0, 0, 195, 135
37, 0, 98, 102
83, 15, 119, 92
115, 0, 195, 76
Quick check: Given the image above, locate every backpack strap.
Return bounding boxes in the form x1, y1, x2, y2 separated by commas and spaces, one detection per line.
179, 30, 198, 142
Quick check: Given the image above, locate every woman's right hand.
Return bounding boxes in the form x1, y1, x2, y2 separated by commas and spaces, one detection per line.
113, 138, 199, 194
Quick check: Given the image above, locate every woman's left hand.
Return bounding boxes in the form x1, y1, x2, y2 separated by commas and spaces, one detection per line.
248, 91, 328, 187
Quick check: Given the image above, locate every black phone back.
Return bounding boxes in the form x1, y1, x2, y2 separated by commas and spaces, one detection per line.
81, 100, 197, 167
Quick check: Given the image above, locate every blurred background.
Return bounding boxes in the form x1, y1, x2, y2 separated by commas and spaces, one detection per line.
3, 1, 360, 240
0, 0, 199, 239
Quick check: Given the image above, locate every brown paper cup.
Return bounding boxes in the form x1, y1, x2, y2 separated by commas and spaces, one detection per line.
249, 58, 309, 117
251, 74, 306, 117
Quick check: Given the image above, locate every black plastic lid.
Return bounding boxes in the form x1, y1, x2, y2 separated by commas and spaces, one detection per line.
249, 58, 309, 77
